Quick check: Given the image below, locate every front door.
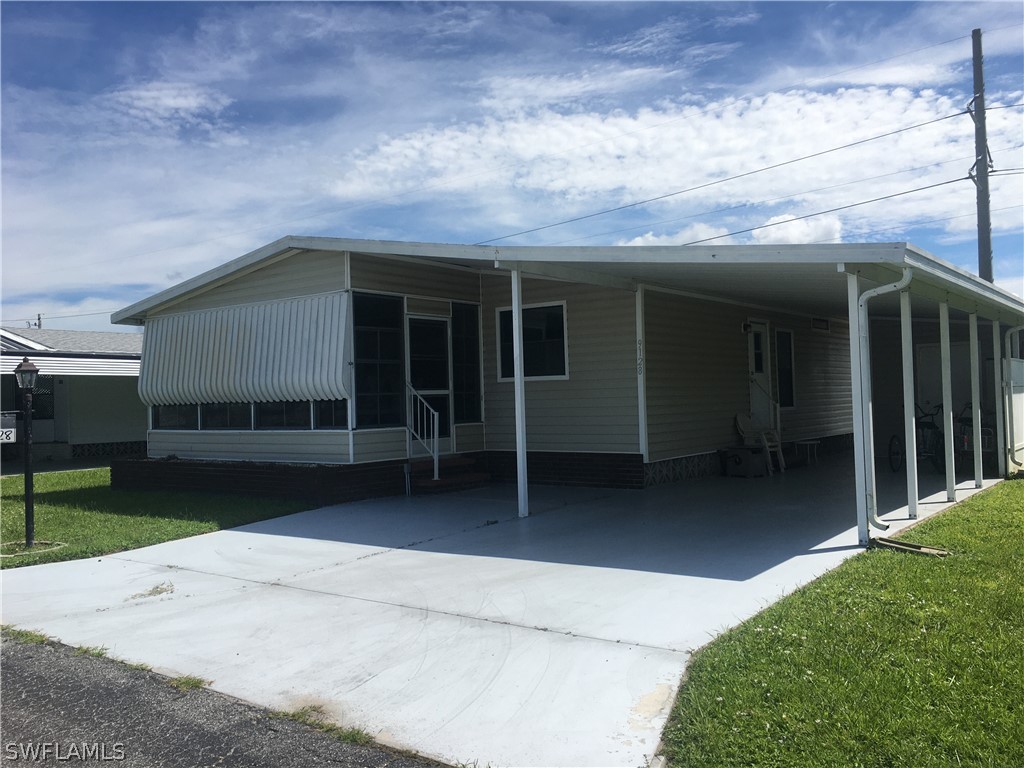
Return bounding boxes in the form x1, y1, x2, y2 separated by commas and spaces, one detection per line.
407, 317, 452, 454
748, 321, 774, 428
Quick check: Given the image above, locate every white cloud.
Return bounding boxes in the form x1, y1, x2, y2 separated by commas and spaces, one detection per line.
620, 223, 734, 246
752, 214, 844, 245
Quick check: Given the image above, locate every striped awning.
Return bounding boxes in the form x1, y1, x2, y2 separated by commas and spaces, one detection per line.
139, 292, 351, 406
0, 355, 140, 377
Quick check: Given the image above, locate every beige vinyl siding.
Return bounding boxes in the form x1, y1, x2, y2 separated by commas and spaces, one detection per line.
644, 291, 749, 460
780, 318, 853, 441
351, 253, 479, 302
482, 276, 639, 453
165, 251, 348, 313
352, 428, 408, 462
148, 430, 349, 463
407, 298, 452, 317
455, 422, 485, 453
644, 289, 852, 461
68, 377, 148, 444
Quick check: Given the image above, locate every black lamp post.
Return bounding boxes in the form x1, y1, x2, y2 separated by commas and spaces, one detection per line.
13, 357, 39, 548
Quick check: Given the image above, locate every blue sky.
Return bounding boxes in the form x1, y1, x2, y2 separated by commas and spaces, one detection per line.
2, 1, 1022, 331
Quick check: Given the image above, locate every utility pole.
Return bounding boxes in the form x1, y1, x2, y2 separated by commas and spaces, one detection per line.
970, 27, 993, 283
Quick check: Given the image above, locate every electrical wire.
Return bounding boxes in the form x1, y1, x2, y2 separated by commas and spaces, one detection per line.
677, 177, 970, 246
809, 204, 1023, 244
476, 111, 968, 244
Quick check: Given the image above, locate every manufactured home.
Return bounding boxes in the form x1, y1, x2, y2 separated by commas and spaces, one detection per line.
1, 327, 147, 462
111, 237, 1024, 544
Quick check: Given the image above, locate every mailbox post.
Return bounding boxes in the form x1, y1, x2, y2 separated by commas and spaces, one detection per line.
13, 358, 39, 548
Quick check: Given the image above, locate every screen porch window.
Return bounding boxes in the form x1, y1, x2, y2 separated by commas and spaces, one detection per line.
152, 404, 199, 430
353, 293, 404, 428
201, 402, 252, 430
498, 303, 567, 380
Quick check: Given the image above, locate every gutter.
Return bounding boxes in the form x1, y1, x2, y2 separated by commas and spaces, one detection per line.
1005, 324, 1024, 468
858, 267, 914, 532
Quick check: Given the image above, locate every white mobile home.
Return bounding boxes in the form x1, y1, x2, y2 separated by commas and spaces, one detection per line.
1, 327, 147, 462
112, 237, 1024, 544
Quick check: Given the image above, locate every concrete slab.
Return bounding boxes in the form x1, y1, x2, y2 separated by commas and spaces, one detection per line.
0, 455, 999, 768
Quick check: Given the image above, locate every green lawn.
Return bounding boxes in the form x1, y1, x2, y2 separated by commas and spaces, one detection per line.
663, 479, 1024, 768
1, 468, 309, 568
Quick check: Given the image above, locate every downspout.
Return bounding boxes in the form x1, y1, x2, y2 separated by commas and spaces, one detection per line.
1005, 324, 1024, 468
858, 268, 914, 532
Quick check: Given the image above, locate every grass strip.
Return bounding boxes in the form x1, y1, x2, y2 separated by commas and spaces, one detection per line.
663, 479, 1024, 768
1, 468, 309, 568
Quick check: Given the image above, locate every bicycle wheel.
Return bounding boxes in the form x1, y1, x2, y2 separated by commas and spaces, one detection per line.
888, 434, 904, 472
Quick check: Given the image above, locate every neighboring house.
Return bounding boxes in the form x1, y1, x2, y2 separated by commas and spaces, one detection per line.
111, 236, 1024, 544
1, 327, 148, 461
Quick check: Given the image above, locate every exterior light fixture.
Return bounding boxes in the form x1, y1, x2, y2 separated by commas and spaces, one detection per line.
13, 357, 39, 548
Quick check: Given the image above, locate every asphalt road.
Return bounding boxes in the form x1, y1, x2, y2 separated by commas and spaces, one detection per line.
0, 634, 446, 768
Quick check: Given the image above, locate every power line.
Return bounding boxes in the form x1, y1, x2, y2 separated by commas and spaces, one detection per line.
1, 309, 122, 324
545, 142, 1024, 246
476, 110, 969, 245
810, 204, 1023, 244
678, 177, 970, 246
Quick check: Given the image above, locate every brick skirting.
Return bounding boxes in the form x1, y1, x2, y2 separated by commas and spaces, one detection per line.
111, 457, 407, 506
481, 450, 645, 490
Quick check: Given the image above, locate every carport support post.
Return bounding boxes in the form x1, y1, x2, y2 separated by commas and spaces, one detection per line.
969, 313, 983, 486
992, 320, 1006, 477
900, 290, 918, 518
939, 302, 956, 501
847, 273, 869, 545
511, 268, 530, 518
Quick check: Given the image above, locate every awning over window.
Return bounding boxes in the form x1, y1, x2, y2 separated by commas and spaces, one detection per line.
139, 292, 351, 406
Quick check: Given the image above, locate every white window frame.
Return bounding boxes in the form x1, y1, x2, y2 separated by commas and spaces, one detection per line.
495, 301, 569, 382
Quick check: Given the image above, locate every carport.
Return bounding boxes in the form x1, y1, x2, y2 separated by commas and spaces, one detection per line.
0, 456, 999, 768
493, 242, 1024, 542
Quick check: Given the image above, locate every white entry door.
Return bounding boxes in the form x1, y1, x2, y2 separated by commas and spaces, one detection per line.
748, 321, 774, 427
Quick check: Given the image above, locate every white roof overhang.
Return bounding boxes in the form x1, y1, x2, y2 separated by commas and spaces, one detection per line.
112, 236, 1024, 328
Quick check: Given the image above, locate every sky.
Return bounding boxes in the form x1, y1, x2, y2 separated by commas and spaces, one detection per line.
1, 1, 1022, 333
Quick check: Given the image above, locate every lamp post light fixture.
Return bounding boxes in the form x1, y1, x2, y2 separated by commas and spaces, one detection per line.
13, 357, 39, 548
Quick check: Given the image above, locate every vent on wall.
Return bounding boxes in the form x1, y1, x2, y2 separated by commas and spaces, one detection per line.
811, 317, 831, 333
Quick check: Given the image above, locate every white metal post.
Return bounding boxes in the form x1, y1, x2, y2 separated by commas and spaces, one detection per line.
939, 302, 956, 501
511, 269, 530, 518
900, 291, 918, 518
992, 320, 1006, 477
847, 273, 869, 546
635, 286, 649, 463
969, 313, 983, 486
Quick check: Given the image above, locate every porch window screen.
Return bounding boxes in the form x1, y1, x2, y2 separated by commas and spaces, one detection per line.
139, 292, 351, 406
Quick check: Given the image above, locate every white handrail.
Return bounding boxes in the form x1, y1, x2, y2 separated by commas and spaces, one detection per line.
406, 382, 439, 480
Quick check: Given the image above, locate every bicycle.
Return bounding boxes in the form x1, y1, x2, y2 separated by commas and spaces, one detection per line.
888, 403, 945, 473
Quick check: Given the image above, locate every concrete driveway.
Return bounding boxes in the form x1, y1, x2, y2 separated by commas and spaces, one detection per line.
0, 457, 996, 767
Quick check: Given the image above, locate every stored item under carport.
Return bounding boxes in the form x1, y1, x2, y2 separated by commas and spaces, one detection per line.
724, 447, 767, 478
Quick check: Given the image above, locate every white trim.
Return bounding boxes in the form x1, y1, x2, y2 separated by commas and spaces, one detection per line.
900, 290, 919, 519
495, 301, 569, 382
510, 269, 529, 519
969, 312, 983, 487
992, 320, 1006, 477
939, 302, 956, 501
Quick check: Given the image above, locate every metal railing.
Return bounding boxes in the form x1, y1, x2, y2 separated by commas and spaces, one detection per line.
406, 382, 439, 480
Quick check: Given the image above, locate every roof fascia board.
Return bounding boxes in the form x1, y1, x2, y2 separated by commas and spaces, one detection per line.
496, 242, 906, 266
902, 248, 1024, 320
495, 260, 637, 292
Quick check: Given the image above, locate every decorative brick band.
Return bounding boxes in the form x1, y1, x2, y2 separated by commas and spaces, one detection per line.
481, 451, 645, 490
644, 452, 719, 487
111, 457, 406, 506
